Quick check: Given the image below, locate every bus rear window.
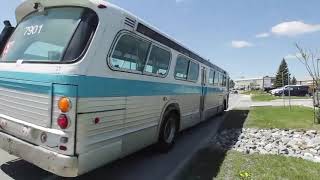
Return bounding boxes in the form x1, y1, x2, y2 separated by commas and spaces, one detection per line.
1, 7, 98, 63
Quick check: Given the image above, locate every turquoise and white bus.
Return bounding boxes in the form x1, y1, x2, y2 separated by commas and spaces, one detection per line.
0, 0, 229, 177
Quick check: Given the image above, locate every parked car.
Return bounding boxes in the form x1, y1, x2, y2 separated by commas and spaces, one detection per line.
274, 85, 310, 96
270, 87, 283, 95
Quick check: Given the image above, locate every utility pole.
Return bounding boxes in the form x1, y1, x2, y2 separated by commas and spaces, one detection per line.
282, 72, 285, 107
288, 73, 291, 111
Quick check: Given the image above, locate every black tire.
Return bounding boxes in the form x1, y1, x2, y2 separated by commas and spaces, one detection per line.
218, 100, 227, 116
157, 111, 178, 153
223, 99, 228, 111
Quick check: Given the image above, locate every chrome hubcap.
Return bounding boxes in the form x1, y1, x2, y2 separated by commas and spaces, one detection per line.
164, 118, 176, 143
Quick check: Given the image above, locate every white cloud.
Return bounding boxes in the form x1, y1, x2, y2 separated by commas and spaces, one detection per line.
271, 21, 320, 36
231, 41, 253, 48
284, 53, 303, 60
255, 33, 270, 38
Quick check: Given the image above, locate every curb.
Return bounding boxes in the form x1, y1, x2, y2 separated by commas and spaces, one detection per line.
250, 104, 313, 108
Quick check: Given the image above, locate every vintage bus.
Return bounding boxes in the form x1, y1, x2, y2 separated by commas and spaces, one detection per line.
0, 0, 229, 177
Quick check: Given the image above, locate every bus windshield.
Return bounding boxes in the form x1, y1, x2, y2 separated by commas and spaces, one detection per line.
1, 7, 98, 63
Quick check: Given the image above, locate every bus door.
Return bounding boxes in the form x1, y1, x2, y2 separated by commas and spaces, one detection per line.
200, 67, 207, 121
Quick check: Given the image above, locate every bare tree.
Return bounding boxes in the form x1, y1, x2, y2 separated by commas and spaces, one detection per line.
295, 43, 320, 88
295, 43, 320, 123
296, 43, 320, 87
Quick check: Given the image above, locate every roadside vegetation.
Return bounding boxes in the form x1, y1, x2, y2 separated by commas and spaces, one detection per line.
180, 106, 320, 180
245, 106, 320, 130
241, 90, 311, 102
216, 150, 320, 180
180, 147, 320, 180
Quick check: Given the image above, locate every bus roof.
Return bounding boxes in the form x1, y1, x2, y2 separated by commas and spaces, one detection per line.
16, 0, 228, 75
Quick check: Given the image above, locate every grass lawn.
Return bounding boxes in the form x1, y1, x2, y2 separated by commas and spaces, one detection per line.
241, 90, 311, 102
251, 93, 278, 101
181, 148, 320, 180
216, 150, 320, 180
245, 106, 320, 130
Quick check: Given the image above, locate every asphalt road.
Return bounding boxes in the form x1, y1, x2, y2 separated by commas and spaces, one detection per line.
0, 105, 229, 180
228, 93, 251, 109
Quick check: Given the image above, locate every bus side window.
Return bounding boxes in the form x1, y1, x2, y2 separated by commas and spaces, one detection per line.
222, 75, 226, 87
111, 34, 150, 72
188, 61, 199, 81
209, 70, 214, 85
174, 56, 189, 80
219, 73, 223, 87
214, 71, 219, 86
145, 45, 171, 76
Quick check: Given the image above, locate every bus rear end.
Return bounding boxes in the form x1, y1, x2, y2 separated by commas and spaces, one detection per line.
0, 0, 100, 177
0, 80, 78, 176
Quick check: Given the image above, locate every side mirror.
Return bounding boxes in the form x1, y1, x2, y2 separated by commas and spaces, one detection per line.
0, 20, 15, 56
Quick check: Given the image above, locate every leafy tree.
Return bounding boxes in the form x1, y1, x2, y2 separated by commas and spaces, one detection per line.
291, 76, 297, 85
274, 59, 290, 88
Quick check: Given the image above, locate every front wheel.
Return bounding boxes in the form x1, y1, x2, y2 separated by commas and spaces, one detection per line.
157, 112, 178, 153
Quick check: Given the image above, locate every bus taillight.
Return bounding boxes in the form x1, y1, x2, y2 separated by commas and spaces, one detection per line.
57, 114, 69, 129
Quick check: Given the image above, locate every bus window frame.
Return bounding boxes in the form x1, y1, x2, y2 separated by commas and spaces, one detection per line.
143, 43, 172, 77
107, 31, 172, 78
208, 69, 215, 85
174, 54, 199, 83
187, 60, 200, 82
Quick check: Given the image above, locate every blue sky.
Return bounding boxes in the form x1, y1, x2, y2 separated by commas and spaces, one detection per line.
2, 0, 320, 80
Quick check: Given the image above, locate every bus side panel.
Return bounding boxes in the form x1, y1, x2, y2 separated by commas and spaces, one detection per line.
121, 96, 162, 156
76, 97, 125, 174
178, 93, 201, 130
204, 87, 221, 118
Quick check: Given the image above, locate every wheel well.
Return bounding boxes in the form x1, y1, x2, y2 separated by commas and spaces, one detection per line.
162, 104, 181, 132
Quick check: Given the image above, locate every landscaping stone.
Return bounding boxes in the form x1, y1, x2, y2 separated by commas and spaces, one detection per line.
211, 128, 320, 163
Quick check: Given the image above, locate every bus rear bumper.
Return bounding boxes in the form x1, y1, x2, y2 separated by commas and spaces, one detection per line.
0, 131, 78, 177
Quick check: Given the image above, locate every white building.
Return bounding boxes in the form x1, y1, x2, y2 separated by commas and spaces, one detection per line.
234, 76, 275, 90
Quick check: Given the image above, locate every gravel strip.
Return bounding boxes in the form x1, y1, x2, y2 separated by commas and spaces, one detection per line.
211, 128, 320, 163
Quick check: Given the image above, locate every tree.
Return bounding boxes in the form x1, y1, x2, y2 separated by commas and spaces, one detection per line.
274, 59, 290, 88
295, 43, 320, 123
295, 44, 319, 88
291, 76, 297, 85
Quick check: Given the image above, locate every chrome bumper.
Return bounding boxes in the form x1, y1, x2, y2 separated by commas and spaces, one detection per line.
0, 131, 78, 177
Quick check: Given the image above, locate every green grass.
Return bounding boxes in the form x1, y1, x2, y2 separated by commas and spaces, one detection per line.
180, 148, 320, 180
245, 106, 320, 130
241, 90, 311, 102
251, 93, 278, 101
216, 150, 320, 180
241, 90, 278, 101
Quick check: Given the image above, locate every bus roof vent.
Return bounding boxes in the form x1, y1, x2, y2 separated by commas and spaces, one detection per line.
124, 17, 136, 29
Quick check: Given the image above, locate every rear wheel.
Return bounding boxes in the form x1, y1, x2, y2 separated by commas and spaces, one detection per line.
223, 99, 228, 111
157, 112, 178, 153
218, 100, 227, 115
